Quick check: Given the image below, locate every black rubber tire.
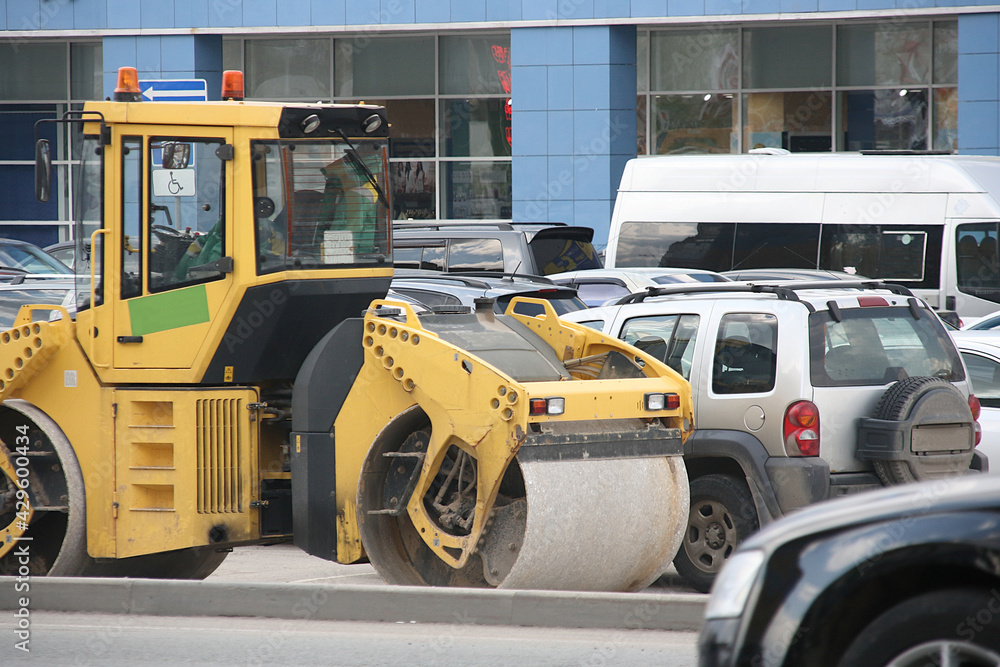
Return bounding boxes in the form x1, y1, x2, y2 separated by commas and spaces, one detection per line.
357, 425, 493, 588
672, 474, 758, 593
837, 588, 1000, 666
870, 376, 973, 485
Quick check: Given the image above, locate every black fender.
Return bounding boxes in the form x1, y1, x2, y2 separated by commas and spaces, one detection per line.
289, 317, 365, 561
750, 511, 1000, 666
683, 430, 830, 526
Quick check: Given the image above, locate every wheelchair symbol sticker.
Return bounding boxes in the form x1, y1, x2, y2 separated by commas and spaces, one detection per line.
152, 168, 196, 197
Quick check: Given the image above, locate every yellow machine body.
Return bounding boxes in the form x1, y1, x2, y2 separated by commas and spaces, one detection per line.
0, 80, 694, 590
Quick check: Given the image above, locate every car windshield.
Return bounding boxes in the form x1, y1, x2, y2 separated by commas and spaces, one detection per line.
809, 306, 965, 387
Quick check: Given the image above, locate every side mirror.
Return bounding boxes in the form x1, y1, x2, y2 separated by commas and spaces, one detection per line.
161, 141, 191, 169
35, 139, 51, 202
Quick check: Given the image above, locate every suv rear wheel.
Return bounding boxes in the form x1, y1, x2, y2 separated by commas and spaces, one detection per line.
673, 474, 758, 593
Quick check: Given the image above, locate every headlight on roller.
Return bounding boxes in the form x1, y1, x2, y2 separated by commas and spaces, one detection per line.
704, 550, 765, 620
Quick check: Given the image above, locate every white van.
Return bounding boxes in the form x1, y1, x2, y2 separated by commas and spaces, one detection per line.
606, 152, 1000, 318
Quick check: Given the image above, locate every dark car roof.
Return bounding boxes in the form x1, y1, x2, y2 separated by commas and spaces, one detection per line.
389, 270, 586, 315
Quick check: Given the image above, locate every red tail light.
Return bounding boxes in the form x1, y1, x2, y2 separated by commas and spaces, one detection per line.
970, 394, 983, 446
784, 400, 820, 456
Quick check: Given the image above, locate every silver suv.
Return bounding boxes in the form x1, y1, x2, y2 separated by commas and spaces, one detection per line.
562, 281, 985, 592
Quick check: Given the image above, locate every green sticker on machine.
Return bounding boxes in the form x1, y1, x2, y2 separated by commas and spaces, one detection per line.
128, 285, 211, 336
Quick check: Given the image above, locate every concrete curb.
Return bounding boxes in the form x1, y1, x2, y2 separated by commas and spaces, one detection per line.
0, 577, 706, 632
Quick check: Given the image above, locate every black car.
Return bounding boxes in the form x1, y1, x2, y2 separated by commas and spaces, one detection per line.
699, 474, 1000, 666
389, 270, 587, 316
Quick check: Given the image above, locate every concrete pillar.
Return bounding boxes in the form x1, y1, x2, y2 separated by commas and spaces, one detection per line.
102, 35, 224, 101
511, 25, 637, 249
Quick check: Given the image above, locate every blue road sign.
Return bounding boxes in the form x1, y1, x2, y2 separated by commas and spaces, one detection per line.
138, 79, 208, 102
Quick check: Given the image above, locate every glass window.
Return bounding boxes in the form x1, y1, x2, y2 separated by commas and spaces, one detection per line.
637, 32, 649, 93
934, 21, 958, 85
70, 43, 102, 101
621, 313, 700, 379
391, 160, 436, 220
246, 39, 331, 100
121, 138, 142, 299
222, 39, 242, 72
148, 137, 226, 291
442, 161, 511, 219
650, 29, 739, 91
810, 306, 963, 387
335, 36, 434, 97
617, 221, 736, 270
0, 42, 67, 100
713, 313, 777, 394
440, 35, 511, 96
743, 26, 832, 89
838, 24, 931, 87
651, 94, 735, 155
74, 135, 104, 310
637, 96, 648, 155
933, 87, 958, 152
441, 98, 512, 157
448, 238, 503, 272
743, 91, 832, 152
820, 224, 941, 289
251, 139, 391, 274
956, 223, 1000, 303
573, 281, 631, 307
839, 89, 928, 151
961, 352, 1000, 407
733, 223, 819, 270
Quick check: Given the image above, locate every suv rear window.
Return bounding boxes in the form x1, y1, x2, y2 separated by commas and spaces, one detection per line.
809, 306, 965, 387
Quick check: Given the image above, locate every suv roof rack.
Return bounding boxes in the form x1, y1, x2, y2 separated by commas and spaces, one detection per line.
614, 280, 913, 305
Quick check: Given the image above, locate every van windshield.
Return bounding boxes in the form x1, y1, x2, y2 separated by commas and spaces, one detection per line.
809, 306, 964, 387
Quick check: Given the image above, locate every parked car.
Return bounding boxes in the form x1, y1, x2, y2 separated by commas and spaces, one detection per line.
962, 308, 1000, 330
950, 330, 1000, 471
0, 238, 73, 279
389, 270, 587, 317
700, 474, 1000, 666
43, 240, 91, 271
720, 268, 869, 282
0, 279, 75, 330
561, 281, 983, 592
547, 267, 730, 307
391, 221, 602, 276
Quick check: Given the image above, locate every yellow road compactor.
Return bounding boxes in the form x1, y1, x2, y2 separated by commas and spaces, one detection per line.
0, 68, 693, 591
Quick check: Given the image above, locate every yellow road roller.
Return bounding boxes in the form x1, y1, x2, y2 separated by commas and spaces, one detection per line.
0, 68, 692, 591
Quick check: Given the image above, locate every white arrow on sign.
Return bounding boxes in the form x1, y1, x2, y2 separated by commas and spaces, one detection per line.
139, 79, 208, 102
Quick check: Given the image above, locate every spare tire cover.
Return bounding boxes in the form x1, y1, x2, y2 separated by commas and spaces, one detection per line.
870, 376, 975, 485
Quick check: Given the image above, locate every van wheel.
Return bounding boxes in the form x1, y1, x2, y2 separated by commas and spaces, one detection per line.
869, 376, 973, 485
673, 474, 758, 593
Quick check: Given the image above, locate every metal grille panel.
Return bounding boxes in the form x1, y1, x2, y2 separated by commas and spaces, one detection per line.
197, 398, 242, 513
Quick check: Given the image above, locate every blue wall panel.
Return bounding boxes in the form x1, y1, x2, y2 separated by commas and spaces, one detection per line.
243, 0, 278, 27
521, 0, 559, 20
73, 0, 107, 28
414, 0, 449, 22
277, 0, 311, 25
960, 53, 1000, 101
346, 0, 380, 24
516, 66, 548, 111
141, 0, 175, 28
594, 0, 631, 16
547, 111, 575, 154
175, 0, 209, 26
451, 0, 486, 22
963, 13, 1000, 54
632, 0, 669, 16
959, 100, 999, 150
548, 66, 574, 111
107, 0, 139, 28
312, 0, 346, 24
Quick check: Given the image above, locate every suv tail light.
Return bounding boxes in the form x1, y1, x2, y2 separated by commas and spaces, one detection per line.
784, 400, 820, 456
970, 394, 983, 446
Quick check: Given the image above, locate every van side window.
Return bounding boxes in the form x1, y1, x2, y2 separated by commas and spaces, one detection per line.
621, 313, 701, 380
713, 313, 777, 394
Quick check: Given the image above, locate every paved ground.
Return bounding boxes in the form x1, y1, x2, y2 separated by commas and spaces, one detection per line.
206, 542, 697, 593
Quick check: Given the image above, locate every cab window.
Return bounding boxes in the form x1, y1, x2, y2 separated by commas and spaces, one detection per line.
147, 137, 226, 291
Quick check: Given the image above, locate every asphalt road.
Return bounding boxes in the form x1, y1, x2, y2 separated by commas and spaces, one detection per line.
7, 612, 699, 666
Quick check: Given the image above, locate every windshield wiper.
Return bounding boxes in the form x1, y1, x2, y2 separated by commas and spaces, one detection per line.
333, 128, 390, 209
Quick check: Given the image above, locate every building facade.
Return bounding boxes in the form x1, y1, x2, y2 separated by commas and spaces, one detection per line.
0, 0, 995, 248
